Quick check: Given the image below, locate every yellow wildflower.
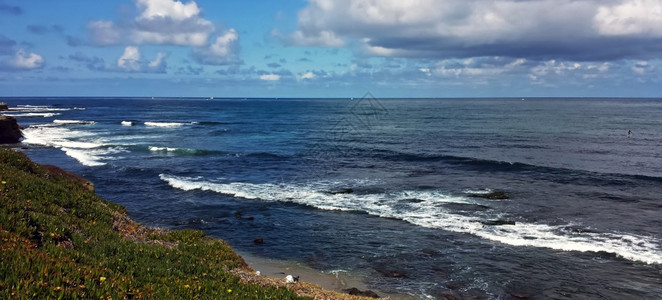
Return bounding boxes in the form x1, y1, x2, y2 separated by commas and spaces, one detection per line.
184, 284, 190, 289
227, 289, 232, 293
99, 277, 106, 282
1, 181, 6, 184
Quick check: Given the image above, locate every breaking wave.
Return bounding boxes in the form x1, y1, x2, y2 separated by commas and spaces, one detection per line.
159, 174, 662, 265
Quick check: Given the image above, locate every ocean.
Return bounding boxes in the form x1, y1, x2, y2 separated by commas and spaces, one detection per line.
6, 97, 662, 299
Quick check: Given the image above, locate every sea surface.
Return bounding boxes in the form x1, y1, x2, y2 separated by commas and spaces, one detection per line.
5, 97, 662, 299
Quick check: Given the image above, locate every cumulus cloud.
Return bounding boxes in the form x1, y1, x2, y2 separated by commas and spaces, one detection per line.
433, 57, 527, 77
595, 0, 662, 36
116, 46, 168, 72
88, 0, 215, 47
193, 29, 240, 65
291, 0, 662, 61
631, 61, 652, 74
87, 0, 239, 66
3, 49, 45, 70
297, 71, 316, 80
260, 74, 280, 81
118, 46, 141, 71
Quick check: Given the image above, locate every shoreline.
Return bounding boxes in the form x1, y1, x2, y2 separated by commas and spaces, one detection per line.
238, 251, 418, 300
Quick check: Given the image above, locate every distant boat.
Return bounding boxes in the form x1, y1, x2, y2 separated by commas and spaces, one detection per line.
521, 98, 525, 101
209, 97, 214, 100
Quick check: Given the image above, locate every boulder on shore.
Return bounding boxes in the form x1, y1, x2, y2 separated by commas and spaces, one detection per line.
0, 102, 8, 111
342, 287, 380, 298
0, 115, 22, 143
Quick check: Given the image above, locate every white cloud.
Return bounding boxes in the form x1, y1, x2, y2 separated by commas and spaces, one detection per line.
419, 68, 431, 76
193, 29, 240, 65
209, 29, 238, 57
632, 61, 650, 74
291, 0, 662, 61
137, 0, 201, 21
117, 46, 168, 72
118, 46, 141, 71
149, 51, 168, 68
531, 60, 581, 77
297, 71, 316, 80
89, 0, 215, 47
595, 0, 662, 36
10, 50, 44, 69
433, 57, 527, 77
260, 74, 280, 81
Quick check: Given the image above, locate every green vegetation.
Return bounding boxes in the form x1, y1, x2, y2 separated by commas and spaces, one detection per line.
0, 148, 306, 299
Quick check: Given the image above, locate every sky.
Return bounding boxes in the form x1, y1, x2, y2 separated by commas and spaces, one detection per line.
0, 0, 661, 98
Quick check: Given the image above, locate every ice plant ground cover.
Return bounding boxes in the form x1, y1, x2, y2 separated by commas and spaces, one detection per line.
0, 148, 307, 299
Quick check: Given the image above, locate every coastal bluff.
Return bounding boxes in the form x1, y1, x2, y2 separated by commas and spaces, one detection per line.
0, 148, 375, 299
0, 115, 22, 144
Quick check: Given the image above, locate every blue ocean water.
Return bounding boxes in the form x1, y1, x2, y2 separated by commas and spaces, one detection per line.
6, 97, 662, 299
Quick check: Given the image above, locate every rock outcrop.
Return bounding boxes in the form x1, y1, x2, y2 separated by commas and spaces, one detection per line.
0, 102, 8, 111
343, 287, 380, 298
0, 115, 22, 143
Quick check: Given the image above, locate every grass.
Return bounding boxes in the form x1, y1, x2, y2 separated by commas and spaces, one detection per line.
0, 148, 308, 299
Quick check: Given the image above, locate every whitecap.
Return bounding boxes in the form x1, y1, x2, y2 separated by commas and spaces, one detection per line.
61, 148, 106, 167
149, 146, 178, 152
144, 121, 187, 127
53, 120, 96, 125
121, 121, 135, 126
2, 112, 60, 118
21, 124, 120, 167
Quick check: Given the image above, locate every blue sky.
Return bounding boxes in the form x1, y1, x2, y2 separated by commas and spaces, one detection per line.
0, 0, 661, 98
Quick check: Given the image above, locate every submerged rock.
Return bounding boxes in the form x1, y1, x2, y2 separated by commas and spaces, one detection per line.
376, 269, 407, 278
0, 116, 22, 144
323, 188, 354, 195
468, 190, 509, 200
482, 219, 516, 226
343, 287, 380, 298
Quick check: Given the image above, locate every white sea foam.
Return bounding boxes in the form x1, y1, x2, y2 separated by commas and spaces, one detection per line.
11, 106, 73, 112
61, 148, 106, 167
121, 121, 135, 126
21, 124, 123, 167
53, 119, 96, 125
463, 188, 493, 195
144, 121, 187, 127
159, 174, 662, 265
2, 112, 60, 117
149, 146, 178, 152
